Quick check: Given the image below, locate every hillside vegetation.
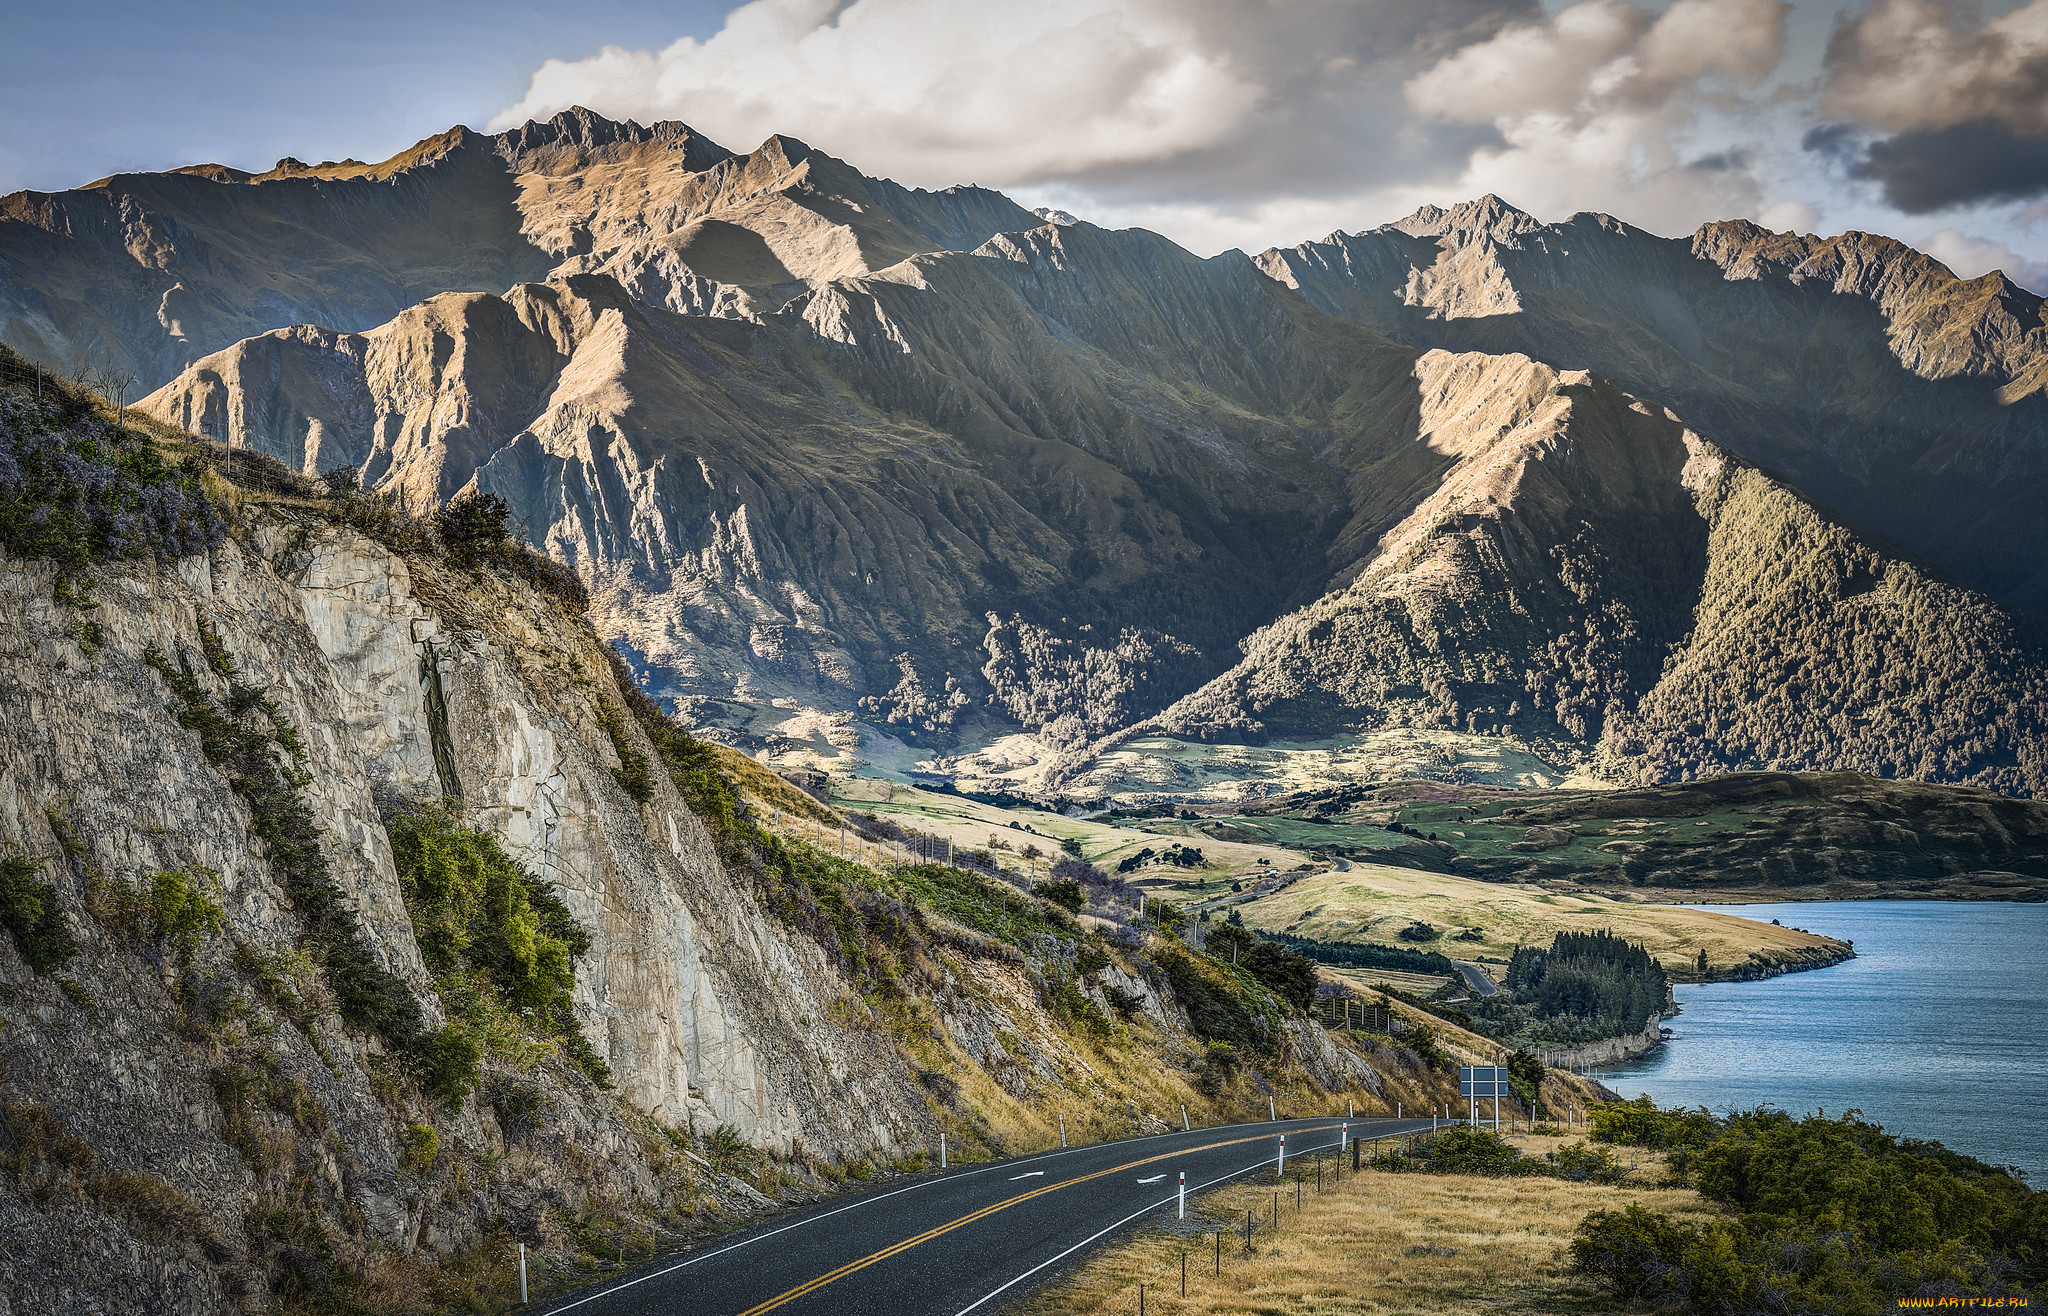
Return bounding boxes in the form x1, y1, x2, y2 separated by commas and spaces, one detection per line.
1186, 770, 2048, 901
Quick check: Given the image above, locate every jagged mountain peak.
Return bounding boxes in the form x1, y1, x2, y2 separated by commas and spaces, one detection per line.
1389, 193, 1542, 246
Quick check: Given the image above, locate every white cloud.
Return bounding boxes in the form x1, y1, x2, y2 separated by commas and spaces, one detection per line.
1919, 227, 2048, 292
492, 0, 1266, 187
1823, 0, 2048, 137
1401, 0, 1793, 235
1757, 198, 1822, 233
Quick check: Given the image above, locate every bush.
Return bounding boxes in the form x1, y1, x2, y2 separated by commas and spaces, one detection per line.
1412, 1126, 1534, 1175
1570, 1107, 2048, 1311
99, 865, 224, 965
1570, 1203, 1696, 1301
1038, 878, 1084, 913
416, 1025, 482, 1107
1590, 1095, 1720, 1150
0, 391, 224, 568
385, 805, 608, 1084
0, 852, 76, 975
1549, 1140, 1629, 1184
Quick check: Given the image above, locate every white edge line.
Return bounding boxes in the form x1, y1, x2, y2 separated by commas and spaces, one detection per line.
543, 1122, 1405, 1315
952, 1130, 1355, 1316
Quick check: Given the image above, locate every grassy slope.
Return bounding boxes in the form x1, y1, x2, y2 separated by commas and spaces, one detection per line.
1184, 770, 2048, 902
817, 776, 1850, 977
1015, 1133, 1716, 1316
1232, 861, 1842, 976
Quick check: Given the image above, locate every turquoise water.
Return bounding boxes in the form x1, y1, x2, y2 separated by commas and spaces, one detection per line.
1594, 901, 2048, 1180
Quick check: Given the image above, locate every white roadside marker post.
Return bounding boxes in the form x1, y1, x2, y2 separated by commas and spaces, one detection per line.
1347, 1097, 1354, 1117
1277, 1133, 1286, 1180
1178, 1170, 1186, 1219
519, 1243, 528, 1305
1182, 1103, 1190, 1131
940, 1132, 946, 1169
1268, 1095, 1276, 1121
1060, 1114, 1067, 1148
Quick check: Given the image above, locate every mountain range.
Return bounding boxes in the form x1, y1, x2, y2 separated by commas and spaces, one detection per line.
5, 107, 2045, 800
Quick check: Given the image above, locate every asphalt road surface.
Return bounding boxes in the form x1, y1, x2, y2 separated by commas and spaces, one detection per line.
534, 1115, 1434, 1316
1452, 961, 1500, 997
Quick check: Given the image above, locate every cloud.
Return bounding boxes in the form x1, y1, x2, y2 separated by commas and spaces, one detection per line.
1823, 0, 2048, 137
1757, 198, 1822, 233
1399, 0, 1792, 234
1919, 227, 2048, 292
1852, 123, 2048, 213
1817, 0, 2048, 211
491, 0, 1535, 207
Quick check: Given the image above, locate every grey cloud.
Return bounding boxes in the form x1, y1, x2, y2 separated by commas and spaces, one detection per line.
1853, 122, 2048, 213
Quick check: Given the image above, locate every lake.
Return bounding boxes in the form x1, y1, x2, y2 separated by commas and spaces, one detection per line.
1593, 900, 2048, 1180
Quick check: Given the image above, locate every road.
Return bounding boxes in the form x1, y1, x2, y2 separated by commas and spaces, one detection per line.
1452, 960, 1500, 997
534, 1116, 1433, 1316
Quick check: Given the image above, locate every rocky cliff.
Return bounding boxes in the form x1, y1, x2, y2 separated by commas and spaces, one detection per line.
0, 379, 1441, 1313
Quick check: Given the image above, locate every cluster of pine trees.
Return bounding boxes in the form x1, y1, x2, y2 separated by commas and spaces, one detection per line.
1504, 930, 1669, 1037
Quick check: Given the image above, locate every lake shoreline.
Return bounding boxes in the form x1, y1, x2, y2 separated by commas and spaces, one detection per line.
1591, 900, 2048, 1180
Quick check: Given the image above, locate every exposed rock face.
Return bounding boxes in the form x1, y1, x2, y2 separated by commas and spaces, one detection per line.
15, 111, 2048, 802
0, 109, 1036, 392
1258, 198, 2048, 611
1, 514, 928, 1156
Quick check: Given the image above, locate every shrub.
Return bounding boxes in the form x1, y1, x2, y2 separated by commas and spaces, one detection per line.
100, 865, 225, 965
400, 1122, 440, 1172
0, 851, 76, 975
1549, 1140, 1629, 1184
416, 1025, 482, 1107
1413, 1126, 1535, 1175
0, 391, 223, 568
1570, 1203, 1696, 1301
593, 698, 655, 803
385, 805, 608, 1085
1570, 1107, 2048, 1310
1038, 878, 1084, 913
1590, 1095, 1720, 1150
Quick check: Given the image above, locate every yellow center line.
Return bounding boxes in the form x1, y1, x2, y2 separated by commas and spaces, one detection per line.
734, 1122, 1349, 1316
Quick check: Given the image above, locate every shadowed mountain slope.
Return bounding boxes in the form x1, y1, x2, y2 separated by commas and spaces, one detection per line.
1257, 198, 2048, 610
139, 224, 1432, 747
1149, 351, 2048, 797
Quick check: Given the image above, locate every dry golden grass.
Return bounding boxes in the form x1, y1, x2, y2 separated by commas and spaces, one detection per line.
1012, 1135, 1719, 1316
1246, 862, 1839, 972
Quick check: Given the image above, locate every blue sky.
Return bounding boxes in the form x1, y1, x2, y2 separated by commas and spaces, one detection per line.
5, 0, 2044, 288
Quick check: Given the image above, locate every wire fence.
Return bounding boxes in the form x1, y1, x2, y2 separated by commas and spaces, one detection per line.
1078, 1136, 1432, 1316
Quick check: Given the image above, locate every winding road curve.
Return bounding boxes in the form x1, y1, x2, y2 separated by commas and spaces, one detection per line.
534, 1116, 1433, 1316
1452, 960, 1500, 998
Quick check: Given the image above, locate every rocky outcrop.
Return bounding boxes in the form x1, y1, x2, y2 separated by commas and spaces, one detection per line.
1535, 1017, 1667, 1070
0, 478, 1423, 1311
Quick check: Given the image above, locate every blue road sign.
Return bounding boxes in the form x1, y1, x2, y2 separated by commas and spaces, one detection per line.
1460, 1065, 1511, 1098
